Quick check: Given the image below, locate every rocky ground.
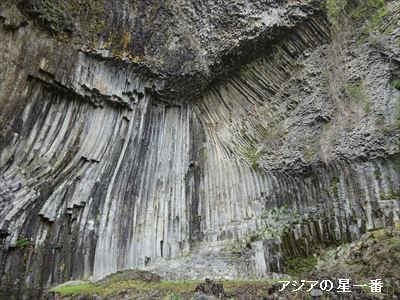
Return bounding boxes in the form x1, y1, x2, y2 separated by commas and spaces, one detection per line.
34, 227, 399, 300
1, 0, 400, 297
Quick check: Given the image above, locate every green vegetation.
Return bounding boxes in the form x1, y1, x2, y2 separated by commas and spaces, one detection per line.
346, 82, 370, 112
320, 0, 390, 134
51, 278, 285, 298
283, 256, 318, 277
51, 229, 400, 298
369, 6, 389, 32
51, 280, 201, 298
396, 100, 400, 130
323, 0, 348, 30
323, 0, 389, 34
331, 176, 340, 198
15, 239, 29, 249
324, 0, 387, 21
374, 167, 382, 180
39, 0, 75, 32
391, 80, 400, 90
242, 123, 285, 172
349, 0, 387, 22
346, 83, 363, 101
380, 184, 399, 200
51, 283, 97, 296
293, 62, 305, 72
20, 0, 106, 35
245, 147, 263, 172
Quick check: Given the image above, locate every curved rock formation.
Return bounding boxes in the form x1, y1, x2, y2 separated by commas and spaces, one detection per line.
0, 0, 399, 294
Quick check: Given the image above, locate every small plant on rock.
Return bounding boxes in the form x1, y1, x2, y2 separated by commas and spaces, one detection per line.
16, 239, 29, 249
391, 80, 400, 90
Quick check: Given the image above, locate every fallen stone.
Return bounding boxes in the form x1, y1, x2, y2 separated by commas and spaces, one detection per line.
195, 278, 225, 298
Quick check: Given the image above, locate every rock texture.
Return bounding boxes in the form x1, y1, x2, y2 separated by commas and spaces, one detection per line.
0, 0, 400, 296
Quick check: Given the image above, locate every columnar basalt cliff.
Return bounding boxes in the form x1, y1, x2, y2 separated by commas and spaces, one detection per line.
0, 0, 400, 295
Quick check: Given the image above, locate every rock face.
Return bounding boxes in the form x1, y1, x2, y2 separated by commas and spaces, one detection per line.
0, 0, 399, 293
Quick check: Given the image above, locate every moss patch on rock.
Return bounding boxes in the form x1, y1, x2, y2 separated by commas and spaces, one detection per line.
314, 227, 400, 296
282, 255, 318, 277
50, 277, 294, 299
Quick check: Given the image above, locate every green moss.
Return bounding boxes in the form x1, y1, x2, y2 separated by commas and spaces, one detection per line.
20, 0, 106, 37
242, 124, 285, 172
92, 19, 106, 34
293, 62, 305, 72
347, 83, 363, 100
243, 144, 264, 172
370, 6, 389, 31
349, 0, 387, 21
331, 176, 340, 198
380, 188, 399, 200
346, 82, 370, 112
374, 167, 382, 180
51, 278, 288, 298
283, 256, 318, 277
323, 0, 388, 34
51, 283, 98, 296
396, 100, 400, 130
15, 239, 30, 249
323, 0, 347, 30
51, 280, 203, 298
391, 80, 400, 90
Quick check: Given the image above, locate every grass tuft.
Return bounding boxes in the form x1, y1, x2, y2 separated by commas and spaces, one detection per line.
391, 80, 400, 90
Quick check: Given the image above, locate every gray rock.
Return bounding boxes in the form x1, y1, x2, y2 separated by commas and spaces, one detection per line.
196, 293, 216, 300
310, 289, 323, 298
